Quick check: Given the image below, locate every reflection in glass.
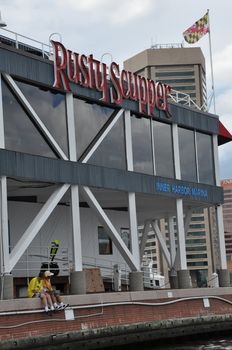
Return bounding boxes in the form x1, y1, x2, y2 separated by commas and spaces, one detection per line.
16, 80, 68, 157
88, 116, 126, 170
74, 99, 113, 158
196, 132, 215, 185
153, 121, 174, 178
120, 228, 130, 250
2, 81, 56, 158
178, 127, 197, 182
131, 115, 153, 175
98, 226, 112, 255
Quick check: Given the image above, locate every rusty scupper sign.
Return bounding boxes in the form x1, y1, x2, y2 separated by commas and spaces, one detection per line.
51, 41, 172, 118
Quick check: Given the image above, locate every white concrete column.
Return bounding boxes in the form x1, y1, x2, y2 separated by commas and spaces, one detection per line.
125, 109, 140, 270
0, 177, 10, 274
172, 123, 181, 179
176, 198, 187, 270
216, 205, 227, 269
128, 193, 140, 269
0, 74, 9, 275
66, 92, 83, 271
213, 134, 220, 185
168, 216, 176, 267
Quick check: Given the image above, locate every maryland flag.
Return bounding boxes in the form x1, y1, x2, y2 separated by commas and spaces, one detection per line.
183, 12, 209, 44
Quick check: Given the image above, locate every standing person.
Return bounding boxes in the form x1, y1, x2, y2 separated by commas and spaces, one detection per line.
42, 271, 68, 310
27, 272, 55, 312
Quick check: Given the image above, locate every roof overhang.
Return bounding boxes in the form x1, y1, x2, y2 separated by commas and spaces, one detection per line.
218, 121, 232, 145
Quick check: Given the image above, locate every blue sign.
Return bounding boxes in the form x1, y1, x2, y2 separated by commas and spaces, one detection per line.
155, 181, 208, 199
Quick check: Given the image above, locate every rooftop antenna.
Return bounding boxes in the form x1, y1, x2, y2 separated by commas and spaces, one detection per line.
0, 12, 7, 27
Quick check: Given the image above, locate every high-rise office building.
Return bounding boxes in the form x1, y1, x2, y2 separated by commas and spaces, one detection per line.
221, 179, 232, 269
124, 44, 207, 109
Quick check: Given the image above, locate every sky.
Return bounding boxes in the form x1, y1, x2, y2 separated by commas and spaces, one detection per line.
1, 0, 232, 180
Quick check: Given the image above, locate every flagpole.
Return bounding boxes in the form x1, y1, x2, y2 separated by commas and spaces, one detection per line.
207, 8, 216, 114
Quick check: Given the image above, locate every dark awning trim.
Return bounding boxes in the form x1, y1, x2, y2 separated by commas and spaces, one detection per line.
218, 121, 232, 145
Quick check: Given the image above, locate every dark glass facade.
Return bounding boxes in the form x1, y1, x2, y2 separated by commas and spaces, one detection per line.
196, 132, 215, 185
153, 121, 174, 178
73, 98, 113, 159
1, 76, 216, 185
179, 127, 197, 182
131, 115, 153, 175
2, 81, 56, 158
16, 80, 68, 157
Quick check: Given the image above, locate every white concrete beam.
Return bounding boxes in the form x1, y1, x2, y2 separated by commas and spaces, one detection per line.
173, 208, 193, 271
3, 73, 68, 160
7, 184, 70, 272
82, 108, 124, 163
80, 186, 140, 271
139, 221, 151, 260
151, 220, 171, 268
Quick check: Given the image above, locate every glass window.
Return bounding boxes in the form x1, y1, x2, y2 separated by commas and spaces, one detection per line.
16, 81, 68, 157
158, 79, 195, 84
178, 127, 197, 182
187, 261, 208, 266
187, 254, 207, 259
186, 246, 207, 251
98, 226, 112, 255
2, 81, 56, 158
131, 115, 153, 175
155, 71, 195, 77
171, 86, 196, 91
196, 132, 215, 185
88, 115, 126, 170
74, 98, 113, 159
153, 121, 174, 178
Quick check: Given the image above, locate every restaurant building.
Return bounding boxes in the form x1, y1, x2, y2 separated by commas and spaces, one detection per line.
0, 30, 231, 298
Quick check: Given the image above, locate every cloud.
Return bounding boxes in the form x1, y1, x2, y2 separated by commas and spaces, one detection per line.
55, 0, 155, 24
216, 89, 232, 131
213, 44, 232, 90
217, 88, 232, 178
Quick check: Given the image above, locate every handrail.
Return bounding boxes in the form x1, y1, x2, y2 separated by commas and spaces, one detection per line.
0, 27, 50, 58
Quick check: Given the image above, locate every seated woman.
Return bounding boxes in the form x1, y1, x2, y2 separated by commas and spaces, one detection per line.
27, 272, 55, 312
42, 270, 68, 310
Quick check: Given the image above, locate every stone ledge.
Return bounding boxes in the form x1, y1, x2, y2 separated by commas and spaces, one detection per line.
1, 287, 232, 312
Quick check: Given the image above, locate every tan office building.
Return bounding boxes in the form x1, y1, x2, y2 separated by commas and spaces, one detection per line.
221, 180, 232, 270
124, 45, 207, 110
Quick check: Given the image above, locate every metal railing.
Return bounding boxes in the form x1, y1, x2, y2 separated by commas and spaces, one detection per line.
0, 27, 50, 58
11, 246, 70, 279
169, 89, 207, 112
11, 248, 165, 290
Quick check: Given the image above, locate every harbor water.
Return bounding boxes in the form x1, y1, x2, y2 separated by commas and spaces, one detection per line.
113, 334, 232, 350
